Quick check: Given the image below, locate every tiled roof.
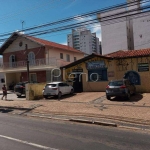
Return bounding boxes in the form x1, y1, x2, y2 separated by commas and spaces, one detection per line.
104, 49, 150, 58
27, 36, 84, 54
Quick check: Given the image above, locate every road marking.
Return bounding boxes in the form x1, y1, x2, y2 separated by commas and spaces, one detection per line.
0, 135, 59, 150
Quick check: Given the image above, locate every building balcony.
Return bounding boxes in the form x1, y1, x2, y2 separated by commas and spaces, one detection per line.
0, 58, 70, 73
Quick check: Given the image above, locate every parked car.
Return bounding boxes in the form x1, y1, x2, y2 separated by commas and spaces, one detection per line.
42, 82, 74, 99
106, 79, 136, 100
14, 81, 28, 97
9, 82, 15, 90
14, 81, 39, 97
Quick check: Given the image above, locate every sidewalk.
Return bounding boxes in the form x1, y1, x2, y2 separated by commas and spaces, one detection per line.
0, 92, 150, 127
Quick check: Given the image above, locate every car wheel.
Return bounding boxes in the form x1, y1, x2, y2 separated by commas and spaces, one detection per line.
17, 94, 21, 98
70, 89, 74, 94
43, 95, 48, 99
58, 92, 62, 99
106, 95, 111, 100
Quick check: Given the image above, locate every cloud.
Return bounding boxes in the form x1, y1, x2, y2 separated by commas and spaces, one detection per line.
61, 42, 67, 45
63, 0, 78, 10
74, 16, 93, 22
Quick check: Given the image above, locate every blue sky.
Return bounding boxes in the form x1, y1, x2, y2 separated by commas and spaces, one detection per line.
0, 0, 126, 45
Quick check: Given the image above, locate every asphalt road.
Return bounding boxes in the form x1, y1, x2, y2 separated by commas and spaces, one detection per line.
0, 114, 149, 150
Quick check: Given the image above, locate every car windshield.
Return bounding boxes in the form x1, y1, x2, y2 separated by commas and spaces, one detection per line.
16, 82, 28, 86
109, 81, 123, 86
46, 84, 57, 87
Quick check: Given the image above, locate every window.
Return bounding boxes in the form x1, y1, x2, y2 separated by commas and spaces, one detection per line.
74, 57, 77, 61
63, 83, 69, 86
25, 44, 28, 50
88, 69, 108, 82
30, 73, 37, 83
46, 84, 56, 87
1, 78, 5, 83
9, 55, 16, 67
59, 83, 64, 86
66, 54, 70, 62
60, 53, 63, 59
28, 52, 35, 65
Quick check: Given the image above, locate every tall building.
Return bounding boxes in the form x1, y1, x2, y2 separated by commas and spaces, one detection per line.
67, 27, 101, 55
97, 0, 150, 54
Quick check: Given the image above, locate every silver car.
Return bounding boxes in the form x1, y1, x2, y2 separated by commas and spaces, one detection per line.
43, 82, 74, 99
106, 79, 136, 100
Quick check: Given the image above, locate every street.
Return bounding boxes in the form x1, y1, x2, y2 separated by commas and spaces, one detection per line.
0, 113, 149, 150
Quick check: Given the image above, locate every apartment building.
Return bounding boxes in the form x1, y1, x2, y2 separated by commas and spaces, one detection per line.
97, 0, 150, 54
67, 27, 101, 55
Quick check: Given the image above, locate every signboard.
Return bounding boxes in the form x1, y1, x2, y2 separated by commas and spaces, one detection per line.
86, 61, 105, 70
138, 63, 149, 72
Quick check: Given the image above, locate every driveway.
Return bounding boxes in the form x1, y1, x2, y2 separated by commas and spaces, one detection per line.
6, 91, 26, 101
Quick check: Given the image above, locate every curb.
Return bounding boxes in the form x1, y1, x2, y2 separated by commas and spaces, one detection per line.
118, 125, 150, 132
69, 118, 117, 127
27, 114, 70, 121
27, 114, 117, 127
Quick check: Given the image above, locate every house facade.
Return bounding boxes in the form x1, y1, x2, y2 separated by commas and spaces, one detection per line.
61, 49, 150, 93
0, 32, 84, 88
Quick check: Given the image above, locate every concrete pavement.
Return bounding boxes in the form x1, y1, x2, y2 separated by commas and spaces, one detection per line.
0, 91, 150, 129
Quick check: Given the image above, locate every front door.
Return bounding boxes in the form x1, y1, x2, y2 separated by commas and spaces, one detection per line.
73, 74, 83, 93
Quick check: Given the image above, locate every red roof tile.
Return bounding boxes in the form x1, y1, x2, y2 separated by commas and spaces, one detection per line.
104, 49, 150, 58
27, 36, 84, 54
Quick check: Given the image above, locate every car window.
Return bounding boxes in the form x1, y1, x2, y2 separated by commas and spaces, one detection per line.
46, 84, 57, 87
58, 83, 64, 86
16, 82, 23, 85
63, 83, 69, 86
109, 81, 123, 86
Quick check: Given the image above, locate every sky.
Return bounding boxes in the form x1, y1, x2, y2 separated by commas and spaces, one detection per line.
0, 0, 126, 45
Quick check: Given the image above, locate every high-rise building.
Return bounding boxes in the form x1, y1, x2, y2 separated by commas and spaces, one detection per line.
67, 27, 101, 55
97, 0, 150, 54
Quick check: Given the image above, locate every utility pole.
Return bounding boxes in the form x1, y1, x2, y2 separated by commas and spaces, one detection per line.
26, 44, 30, 83
26, 55, 30, 83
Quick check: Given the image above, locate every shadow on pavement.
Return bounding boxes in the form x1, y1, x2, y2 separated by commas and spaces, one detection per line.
110, 93, 143, 102
17, 96, 26, 99
44, 93, 77, 101
0, 108, 13, 113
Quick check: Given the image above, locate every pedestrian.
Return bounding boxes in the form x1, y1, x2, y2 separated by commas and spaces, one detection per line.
1, 84, 7, 100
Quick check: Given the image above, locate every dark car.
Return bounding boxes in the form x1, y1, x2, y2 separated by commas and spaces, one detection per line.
106, 79, 136, 100
14, 81, 28, 97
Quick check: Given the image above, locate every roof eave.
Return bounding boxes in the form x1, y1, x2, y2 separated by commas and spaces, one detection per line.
0, 32, 19, 55
60, 53, 111, 69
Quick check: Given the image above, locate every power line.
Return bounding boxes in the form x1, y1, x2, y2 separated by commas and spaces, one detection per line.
0, 0, 147, 37
0, 0, 150, 43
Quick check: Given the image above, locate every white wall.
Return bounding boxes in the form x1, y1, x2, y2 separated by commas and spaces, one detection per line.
99, 6, 128, 54
4, 37, 41, 53
101, 21, 128, 54
133, 13, 150, 49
